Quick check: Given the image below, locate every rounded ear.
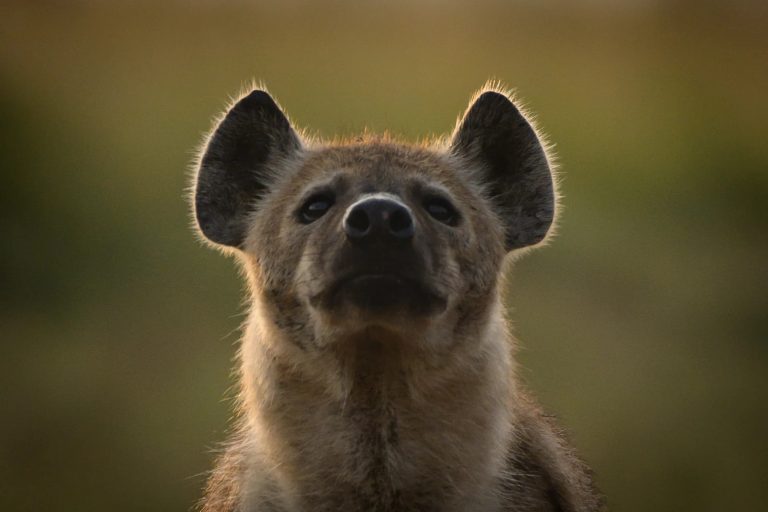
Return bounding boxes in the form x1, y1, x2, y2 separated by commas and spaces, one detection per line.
194, 90, 302, 247
450, 90, 555, 251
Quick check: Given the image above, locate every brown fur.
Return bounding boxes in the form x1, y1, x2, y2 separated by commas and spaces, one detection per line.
191, 86, 603, 511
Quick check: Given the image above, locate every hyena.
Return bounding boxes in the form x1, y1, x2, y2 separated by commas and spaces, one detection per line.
191, 85, 603, 512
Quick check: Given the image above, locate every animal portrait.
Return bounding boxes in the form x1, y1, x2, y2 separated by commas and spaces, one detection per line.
191, 85, 602, 512
5, 3, 765, 512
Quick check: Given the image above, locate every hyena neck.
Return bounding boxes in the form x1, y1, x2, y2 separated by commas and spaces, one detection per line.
240, 306, 516, 511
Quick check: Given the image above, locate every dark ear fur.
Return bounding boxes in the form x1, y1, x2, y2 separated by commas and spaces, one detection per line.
451, 90, 554, 251
194, 90, 301, 247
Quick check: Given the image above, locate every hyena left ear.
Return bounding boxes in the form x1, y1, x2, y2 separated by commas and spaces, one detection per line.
450, 91, 554, 251
194, 90, 302, 248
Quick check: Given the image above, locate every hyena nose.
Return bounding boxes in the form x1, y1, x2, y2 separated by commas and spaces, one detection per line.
344, 196, 415, 243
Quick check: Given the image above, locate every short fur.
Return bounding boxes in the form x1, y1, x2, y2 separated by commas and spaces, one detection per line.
191, 83, 603, 512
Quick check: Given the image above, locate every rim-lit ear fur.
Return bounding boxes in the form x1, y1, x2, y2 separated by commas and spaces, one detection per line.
450, 88, 555, 251
194, 89, 302, 248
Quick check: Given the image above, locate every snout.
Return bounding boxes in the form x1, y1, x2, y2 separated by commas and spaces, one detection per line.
343, 195, 415, 243
310, 193, 446, 316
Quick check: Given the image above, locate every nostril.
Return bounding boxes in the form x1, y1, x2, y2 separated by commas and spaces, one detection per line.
344, 197, 415, 243
346, 207, 370, 238
389, 208, 414, 238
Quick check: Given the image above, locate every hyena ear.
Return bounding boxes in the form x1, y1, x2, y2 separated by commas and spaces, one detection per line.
194, 90, 301, 247
450, 90, 554, 251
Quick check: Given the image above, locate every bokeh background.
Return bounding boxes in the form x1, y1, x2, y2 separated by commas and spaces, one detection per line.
2, 1, 766, 511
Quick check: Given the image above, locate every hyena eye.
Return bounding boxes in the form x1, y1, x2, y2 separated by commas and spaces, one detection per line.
423, 196, 459, 226
299, 194, 335, 224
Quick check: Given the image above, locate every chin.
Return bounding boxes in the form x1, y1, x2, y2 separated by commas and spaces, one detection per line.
315, 273, 446, 315
307, 273, 447, 341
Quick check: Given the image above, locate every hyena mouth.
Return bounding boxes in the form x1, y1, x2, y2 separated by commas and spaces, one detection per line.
313, 271, 447, 316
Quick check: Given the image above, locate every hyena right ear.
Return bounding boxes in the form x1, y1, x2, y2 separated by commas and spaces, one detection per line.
194, 90, 302, 247
450, 90, 555, 251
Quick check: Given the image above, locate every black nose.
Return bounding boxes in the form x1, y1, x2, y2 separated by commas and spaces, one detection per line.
344, 197, 415, 243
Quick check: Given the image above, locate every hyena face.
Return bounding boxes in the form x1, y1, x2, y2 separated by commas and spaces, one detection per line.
194, 88, 554, 347
252, 144, 503, 343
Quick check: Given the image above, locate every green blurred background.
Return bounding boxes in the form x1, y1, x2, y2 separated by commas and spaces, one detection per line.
1, 1, 766, 511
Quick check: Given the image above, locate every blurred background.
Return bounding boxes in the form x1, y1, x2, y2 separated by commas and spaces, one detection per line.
1, 1, 766, 511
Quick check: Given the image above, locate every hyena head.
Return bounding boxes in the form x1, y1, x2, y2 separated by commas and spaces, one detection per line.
193, 87, 554, 350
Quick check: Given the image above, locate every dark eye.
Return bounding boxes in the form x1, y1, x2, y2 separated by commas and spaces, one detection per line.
423, 196, 459, 226
299, 194, 335, 224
